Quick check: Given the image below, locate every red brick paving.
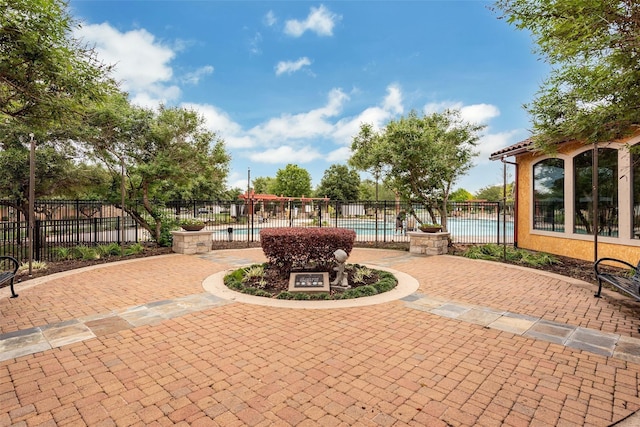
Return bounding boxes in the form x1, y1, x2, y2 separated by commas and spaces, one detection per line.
1, 248, 639, 426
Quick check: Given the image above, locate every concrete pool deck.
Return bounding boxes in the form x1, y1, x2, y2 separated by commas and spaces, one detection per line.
1, 248, 639, 426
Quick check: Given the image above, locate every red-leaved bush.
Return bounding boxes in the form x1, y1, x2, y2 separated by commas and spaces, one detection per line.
260, 227, 356, 276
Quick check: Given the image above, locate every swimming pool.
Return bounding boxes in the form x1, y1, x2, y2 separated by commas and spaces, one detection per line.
212, 218, 514, 244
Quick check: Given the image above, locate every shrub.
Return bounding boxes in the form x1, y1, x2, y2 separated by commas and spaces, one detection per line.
224, 263, 397, 300
276, 291, 294, 300
462, 244, 559, 266
157, 214, 179, 247
18, 261, 48, 273
179, 218, 205, 226
124, 243, 144, 256
51, 247, 72, 261
96, 243, 122, 257
72, 245, 99, 260
373, 278, 396, 293
224, 269, 244, 288
352, 266, 374, 284
242, 264, 265, 283
260, 227, 356, 276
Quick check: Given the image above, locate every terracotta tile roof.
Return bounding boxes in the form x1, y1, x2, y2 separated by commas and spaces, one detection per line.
489, 138, 534, 160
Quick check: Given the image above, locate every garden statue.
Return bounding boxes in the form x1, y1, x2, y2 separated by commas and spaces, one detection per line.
331, 249, 350, 289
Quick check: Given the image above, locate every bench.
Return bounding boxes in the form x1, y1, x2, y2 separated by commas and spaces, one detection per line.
0, 256, 19, 298
594, 258, 640, 331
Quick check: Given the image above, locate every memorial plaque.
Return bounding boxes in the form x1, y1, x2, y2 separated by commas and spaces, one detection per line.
288, 272, 330, 293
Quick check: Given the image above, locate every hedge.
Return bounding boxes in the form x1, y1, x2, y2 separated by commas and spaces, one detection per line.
260, 227, 356, 276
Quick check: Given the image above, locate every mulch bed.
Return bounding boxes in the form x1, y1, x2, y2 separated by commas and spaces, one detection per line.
5, 241, 622, 288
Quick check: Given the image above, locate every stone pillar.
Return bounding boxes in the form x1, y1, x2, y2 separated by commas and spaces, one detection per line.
171, 230, 212, 255
408, 231, 450, 256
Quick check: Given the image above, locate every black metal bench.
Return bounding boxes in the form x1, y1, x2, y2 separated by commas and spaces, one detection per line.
0, 256, 19, 298
594, 258, 640, 331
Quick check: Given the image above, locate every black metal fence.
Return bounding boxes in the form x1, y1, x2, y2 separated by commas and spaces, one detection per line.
0, 199, 514, 263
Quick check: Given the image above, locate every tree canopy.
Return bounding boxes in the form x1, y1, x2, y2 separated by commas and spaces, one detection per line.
350, 110, 483, 230
0, 0, 113, 137
494, 0, 640, 148
357, 179, 398, 201
252, 176, 276, 195
85, 98, 230, 243
449, 188, 474, 202
315, 164, 360, 201
474, 183, 515, 202
271, 164, 312, 198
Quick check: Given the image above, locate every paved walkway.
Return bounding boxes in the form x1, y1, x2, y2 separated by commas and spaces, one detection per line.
1, 248, 639, 426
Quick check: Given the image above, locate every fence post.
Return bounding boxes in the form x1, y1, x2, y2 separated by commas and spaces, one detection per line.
496, 202, 500, 245
75, 200, 80, 244
93, 217, 98, 244
116, 216, 121, 245
383, 201, 387, 243
34, 219, 41, 261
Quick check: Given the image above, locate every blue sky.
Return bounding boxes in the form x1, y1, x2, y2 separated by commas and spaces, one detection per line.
70, 1, 548, 194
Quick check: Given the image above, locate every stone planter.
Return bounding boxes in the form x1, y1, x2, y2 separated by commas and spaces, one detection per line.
181, 224, 205, 231
408, 231, 450, 256
171, 230, 212, 254
419, 226, 442, 233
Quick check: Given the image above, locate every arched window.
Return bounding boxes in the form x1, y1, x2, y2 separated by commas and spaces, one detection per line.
533, 158, 564, 231
573, 148, 618, 236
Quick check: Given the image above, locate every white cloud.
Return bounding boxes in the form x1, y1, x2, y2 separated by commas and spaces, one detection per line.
423, 101, 500, 124
75, 23, 179, 106
326, 146, 351, 162
275, 57, 312, 76
331, 84, 405, 144
248, 88, 348, 144
228, 171, 250, 191
284, 5, 340, 37
264, 10, 277, 27
182, 65, 214, 85
247, 146, 323, 164
248, 32, 262, 55
476, 130, 524, 163
460, 104, 500, 124
383, 84, 403, 115
422, 101, 519, 164
181, 103, 254, 149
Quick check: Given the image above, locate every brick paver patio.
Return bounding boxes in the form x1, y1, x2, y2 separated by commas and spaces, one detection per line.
1, 248, 639, 426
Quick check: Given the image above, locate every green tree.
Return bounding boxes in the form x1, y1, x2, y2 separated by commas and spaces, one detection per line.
475, 183, 515, 202
493, 0, 640, 148
0, 144, 108, 216
86, 99, 230, 244
349, 123, 387, 194
271, 164, 312, 197
253, 176, 276, 194
315, 164, 360, 201
350, 110, 483, 231
0, 0, 117, 219
1, 0, 113, 135
358, 179, 398, 201
449, 188, 474, 202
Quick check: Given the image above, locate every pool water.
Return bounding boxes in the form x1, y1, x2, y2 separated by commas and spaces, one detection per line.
214, 218, 514, 244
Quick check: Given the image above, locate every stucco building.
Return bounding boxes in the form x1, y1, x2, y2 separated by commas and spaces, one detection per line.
490, 132, 640, 264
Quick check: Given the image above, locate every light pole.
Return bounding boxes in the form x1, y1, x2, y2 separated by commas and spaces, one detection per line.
28, 133, 35, 276
121, 156, 125, 255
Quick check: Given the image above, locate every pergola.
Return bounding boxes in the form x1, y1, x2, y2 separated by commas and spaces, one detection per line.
238, 191, 330, 216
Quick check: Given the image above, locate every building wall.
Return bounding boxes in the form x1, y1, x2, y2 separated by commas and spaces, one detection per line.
515, 136, 640, 264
